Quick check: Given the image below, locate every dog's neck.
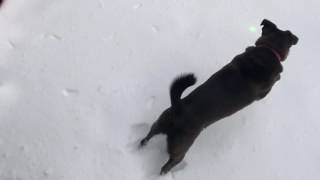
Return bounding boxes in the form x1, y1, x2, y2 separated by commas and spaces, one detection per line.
256, 45, 282, 62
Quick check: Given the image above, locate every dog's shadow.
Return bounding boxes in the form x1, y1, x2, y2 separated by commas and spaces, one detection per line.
128, 123, 187, 178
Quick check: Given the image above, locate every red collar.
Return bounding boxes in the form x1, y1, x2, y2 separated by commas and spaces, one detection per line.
257, 45, 282, 62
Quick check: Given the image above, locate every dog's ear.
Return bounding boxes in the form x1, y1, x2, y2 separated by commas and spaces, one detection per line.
261, 19, 277, 28
260, 19, 277, 35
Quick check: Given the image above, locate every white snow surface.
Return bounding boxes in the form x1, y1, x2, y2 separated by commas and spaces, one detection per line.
0, 0, 319, 179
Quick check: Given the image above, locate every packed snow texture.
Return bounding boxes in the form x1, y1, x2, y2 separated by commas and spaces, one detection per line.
0, 0, 319, 179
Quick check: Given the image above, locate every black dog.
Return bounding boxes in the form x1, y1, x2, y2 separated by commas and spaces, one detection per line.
140, 19, 298, 175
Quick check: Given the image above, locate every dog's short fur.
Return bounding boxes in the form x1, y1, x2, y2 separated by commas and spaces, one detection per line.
140, 19, 299, 175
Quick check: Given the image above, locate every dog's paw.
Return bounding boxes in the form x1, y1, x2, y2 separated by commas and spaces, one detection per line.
140, 138, 148, 147
160, 166, 171, 175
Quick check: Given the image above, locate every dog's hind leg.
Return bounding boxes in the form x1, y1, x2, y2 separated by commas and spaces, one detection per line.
160, 152, 185, 175
140, 109, 172, 147
160, 132, 198, 174
140, 122, 162, 147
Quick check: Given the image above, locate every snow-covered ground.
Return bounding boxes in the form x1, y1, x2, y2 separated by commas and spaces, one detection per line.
0, 0, 319, 179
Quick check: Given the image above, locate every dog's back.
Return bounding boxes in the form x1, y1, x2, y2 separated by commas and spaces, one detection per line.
182, 64, 254, 125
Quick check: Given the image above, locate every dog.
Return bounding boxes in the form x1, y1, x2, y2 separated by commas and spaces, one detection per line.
140, 19, 299, 175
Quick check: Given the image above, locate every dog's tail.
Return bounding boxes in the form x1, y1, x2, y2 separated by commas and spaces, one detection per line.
170, 73, 196, 112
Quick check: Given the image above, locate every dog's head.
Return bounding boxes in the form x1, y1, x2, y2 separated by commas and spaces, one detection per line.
255, 19, 299, 61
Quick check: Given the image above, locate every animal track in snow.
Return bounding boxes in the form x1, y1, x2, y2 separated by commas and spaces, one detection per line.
133, 3, 142, 10
151, 25, 160, 33
62, 88, 79, 97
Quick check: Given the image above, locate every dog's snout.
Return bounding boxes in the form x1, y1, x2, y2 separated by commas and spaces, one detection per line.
286, 30, 299, 45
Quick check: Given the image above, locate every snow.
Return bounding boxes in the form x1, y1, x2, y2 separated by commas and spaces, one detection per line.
0, 0, 319, 179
